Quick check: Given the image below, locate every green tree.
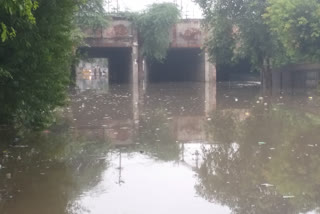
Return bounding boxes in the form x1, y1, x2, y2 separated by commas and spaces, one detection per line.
0, 0, 77, 129
0, 0, 38, 42
0, 0, 109, 129
74, 0, 109, 29
195, 0, 280, 92
264, 0, 320, 62
135, 3, 180, 62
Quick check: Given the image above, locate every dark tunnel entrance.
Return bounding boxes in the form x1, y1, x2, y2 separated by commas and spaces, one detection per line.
79, 47, 132, 84
216, 58, 259, 82
148, 48, 205, 83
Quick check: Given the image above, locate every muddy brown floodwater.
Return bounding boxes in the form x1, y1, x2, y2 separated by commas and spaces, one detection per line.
1, 76, 320, 214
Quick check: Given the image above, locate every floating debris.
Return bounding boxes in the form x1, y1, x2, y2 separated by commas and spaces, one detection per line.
6, 173, 12, 179
283, 195, 295, 199
258, 142, 266, 145
13, 145, 28, 148
261, 183, 274, 187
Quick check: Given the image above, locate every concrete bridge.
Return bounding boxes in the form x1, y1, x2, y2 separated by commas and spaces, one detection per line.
79, 17, 216, 86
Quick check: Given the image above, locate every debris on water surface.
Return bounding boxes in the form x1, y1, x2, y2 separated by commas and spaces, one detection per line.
283, 195, 295, 199
207, 118, 212, 121
261, 183, 274, 187
258, 142, 266, 145
6, 173, 11, 179
308, 97, 313, 101
234, 98, 238, 102
13, 145, 28, 148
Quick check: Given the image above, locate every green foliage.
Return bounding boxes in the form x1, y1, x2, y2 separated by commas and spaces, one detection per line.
0, 0, 38, 42
136, 3, 180, 62
197, 0, 320, 72
195, 0, 285, 90
196, 0, 276, 66
264, 0, 320, 62
0, 0, 110, 129
74, 0, 110, 29
205, 16, 236, 64
115, 3, 180, 62
0, 0, 76, 129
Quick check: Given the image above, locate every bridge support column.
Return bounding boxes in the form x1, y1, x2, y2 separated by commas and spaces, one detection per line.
131, 44, 140, 128
204, 52, 217, 115
205, 52, 216, 83
132, 44, 139, 86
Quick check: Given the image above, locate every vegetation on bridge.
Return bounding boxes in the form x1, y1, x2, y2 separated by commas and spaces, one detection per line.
118, 3, 180, 62
135, 3, 180, 62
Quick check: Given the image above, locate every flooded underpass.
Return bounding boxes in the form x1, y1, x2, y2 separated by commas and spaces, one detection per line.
1, 75, 320, 214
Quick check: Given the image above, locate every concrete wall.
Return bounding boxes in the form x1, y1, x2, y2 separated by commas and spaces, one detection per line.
170, 19, 203, 48
272, 64, 320, 94
84, 19, 136, 48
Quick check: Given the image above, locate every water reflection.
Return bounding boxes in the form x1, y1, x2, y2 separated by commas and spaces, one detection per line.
197, 99, 320, 214
1, 77, 320, 214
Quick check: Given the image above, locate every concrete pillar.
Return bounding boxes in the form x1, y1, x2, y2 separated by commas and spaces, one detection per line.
205, 81, 216, 116
132, 77, 139, 126
131, 44, 139, 86
131, 44, 140, 129
204, 52, 217, 116
205, 52, 217, 83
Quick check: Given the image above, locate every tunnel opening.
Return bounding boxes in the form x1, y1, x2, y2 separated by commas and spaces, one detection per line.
148, 48, 205, 83
216, 58, 259, 82
79, 47, 132, 84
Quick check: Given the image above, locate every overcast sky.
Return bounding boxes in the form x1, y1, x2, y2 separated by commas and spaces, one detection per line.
106, 0, 203, 18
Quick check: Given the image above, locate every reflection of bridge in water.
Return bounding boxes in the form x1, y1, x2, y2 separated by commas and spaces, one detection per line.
71, 75, 261, 148
72, 80, 216, 146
